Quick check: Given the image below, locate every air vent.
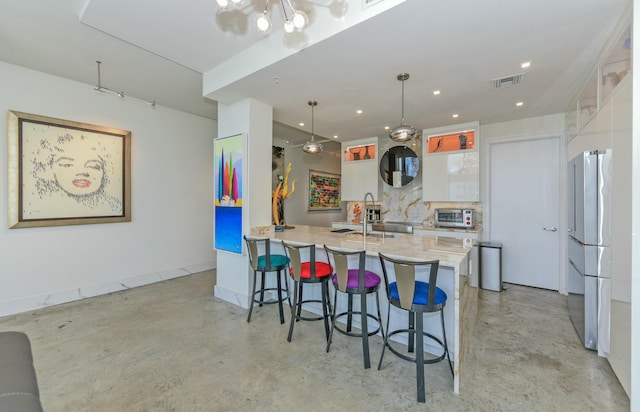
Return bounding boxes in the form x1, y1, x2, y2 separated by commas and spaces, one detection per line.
491, 73, 526, 90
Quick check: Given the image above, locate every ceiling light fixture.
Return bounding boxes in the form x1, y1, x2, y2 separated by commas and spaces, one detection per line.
93, 61, 156, 107
302, 100, 323, 154
250, 0, 308, 34
389, 73, 416, 142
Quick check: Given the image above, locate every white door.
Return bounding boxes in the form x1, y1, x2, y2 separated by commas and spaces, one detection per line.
489, 136, 561, 290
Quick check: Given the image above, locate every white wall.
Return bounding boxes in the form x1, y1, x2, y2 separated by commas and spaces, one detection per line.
273, 138, 346, 227
0, 61, 217, 315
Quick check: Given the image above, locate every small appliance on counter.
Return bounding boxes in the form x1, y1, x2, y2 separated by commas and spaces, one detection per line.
434, 208, 474, 229
365, 203, 381, 223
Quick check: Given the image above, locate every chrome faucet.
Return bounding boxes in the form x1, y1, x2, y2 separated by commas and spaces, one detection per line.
363, 192, 375, 243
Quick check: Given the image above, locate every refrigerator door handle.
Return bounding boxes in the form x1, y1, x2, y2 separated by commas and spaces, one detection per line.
543, 226, 558, 232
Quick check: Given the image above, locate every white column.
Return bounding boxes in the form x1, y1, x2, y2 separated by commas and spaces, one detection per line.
214, 98, 272, 307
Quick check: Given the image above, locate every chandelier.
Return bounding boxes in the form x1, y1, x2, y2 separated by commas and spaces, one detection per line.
216, 0, 308, 34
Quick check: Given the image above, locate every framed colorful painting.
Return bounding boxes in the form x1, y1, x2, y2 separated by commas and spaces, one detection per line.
308, 170, 341, 211
214, 134, 244, 254
8, 110, 131, 228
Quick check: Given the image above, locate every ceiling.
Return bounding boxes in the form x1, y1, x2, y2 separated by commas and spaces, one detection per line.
0, 0, 629, 148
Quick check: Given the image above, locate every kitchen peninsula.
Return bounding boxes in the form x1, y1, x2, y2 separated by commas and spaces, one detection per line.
251, 224, 478, 393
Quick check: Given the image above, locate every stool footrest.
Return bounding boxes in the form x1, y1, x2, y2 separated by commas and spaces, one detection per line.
295, 299, 328, 321
384, 329, 446, 364
333, 311, 381, 337
252, 287, 290, 306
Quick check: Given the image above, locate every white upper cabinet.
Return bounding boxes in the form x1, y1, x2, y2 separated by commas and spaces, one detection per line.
422, 122, 480, 202
341, 137, 378, 201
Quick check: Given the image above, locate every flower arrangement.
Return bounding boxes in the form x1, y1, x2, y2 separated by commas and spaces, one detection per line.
272, 162, 297, 226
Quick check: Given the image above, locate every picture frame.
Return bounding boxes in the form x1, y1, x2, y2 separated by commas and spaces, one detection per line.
308, 170, 341, 211
8, 110, 131, 228
214, 133, 244, 254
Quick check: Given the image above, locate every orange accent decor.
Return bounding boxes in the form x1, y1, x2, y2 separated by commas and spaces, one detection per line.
427, 131, 475, 154
344, 144, 376, 161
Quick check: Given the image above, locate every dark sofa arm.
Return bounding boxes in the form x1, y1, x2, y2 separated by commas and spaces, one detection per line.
0, 331, 43, 412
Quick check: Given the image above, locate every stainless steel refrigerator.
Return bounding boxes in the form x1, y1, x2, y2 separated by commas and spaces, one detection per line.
567, 150, 611, 355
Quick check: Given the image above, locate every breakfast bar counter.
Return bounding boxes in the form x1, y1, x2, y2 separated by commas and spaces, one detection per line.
251, 225, 478, 393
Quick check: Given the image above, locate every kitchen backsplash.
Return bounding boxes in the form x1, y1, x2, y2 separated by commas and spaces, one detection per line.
346, 136, 483, 228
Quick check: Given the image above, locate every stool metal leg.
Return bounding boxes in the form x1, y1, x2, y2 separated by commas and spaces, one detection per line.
259, 272, 266, 307
287, 280, 300, 342
321, 281, 330, 341
416, 312, 425, 403
441, 309, 454, 376
247, 270, 258, 323
408, 312, 415, 353
326, 288, 339, 352
378, 301, 392, 370
347, 295, 353, 333
360, 293, 370, 369
276, 269, 285, 324
375, 291, 385, 340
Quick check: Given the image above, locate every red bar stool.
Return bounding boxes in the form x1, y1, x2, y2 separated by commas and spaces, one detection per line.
323, 245, 384, 369
244, 235, 291, 324
377, 252, 453, 403
281, 241, 333, 343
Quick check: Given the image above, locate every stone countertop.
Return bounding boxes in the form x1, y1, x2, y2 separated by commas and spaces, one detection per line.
256, 225, 472, 272
333, 221, 482, 234
414, 225, 482, 234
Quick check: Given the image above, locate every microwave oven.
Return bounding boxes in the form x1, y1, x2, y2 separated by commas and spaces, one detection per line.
435, 208, 474, 229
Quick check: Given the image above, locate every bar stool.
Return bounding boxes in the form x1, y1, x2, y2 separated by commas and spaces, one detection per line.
323, 245, 384, 369
244, 235, 291, 324
281, 241, 333, 343
377, 252, 453, 403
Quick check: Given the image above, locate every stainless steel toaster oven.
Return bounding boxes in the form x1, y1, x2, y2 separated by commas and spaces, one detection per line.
434, 208, 474, 229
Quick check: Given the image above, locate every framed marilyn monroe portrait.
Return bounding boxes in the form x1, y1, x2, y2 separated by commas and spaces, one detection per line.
8, 110, 131, 228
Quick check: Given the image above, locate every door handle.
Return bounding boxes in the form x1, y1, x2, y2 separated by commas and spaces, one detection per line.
543, 226, 558, 232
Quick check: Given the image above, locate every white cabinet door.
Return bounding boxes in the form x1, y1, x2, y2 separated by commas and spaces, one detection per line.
422, 122, 480, 202
341, 138, 378, 201
423, 152, 479, 201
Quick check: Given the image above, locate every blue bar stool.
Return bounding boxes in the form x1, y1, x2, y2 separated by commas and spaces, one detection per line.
244, 236, 291, 324
377, 252, 453, 403
323, 245, 384, 369
281, 241, 333, 343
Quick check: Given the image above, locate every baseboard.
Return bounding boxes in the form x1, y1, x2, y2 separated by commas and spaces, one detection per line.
214, 285, 250, 309
0, 262, 216, 317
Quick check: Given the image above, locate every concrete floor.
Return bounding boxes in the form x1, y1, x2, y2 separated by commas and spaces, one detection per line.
0, 270, 630, 411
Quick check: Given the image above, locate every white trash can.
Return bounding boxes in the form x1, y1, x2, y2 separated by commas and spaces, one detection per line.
479, 242, 503, 292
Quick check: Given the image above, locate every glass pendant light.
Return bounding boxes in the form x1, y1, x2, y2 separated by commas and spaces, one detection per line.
302, 100, 323, 154
390, 73, 417, 142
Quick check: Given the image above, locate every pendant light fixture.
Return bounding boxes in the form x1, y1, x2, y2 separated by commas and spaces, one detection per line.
302, 100, 323, 154
389, 73, 417, 142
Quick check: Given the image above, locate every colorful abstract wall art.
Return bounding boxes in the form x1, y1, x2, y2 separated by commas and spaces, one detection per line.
308, 170, 341, 211
214, 134, 244, 254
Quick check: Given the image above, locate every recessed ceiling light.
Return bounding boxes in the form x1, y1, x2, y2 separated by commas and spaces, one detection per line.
452, 114, 459, 118
299, 122, 305, 126
521, 61, 531, 69
516, 101, 524, 106
433, 90, 441, 95
356, 109, 363, 114
384, 126, 390, 130
333, 135, 338, 139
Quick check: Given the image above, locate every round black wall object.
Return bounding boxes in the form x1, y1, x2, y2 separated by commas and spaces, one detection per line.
379, 146, 420, 187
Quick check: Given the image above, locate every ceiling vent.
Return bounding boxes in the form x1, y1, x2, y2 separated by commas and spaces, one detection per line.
491, 73, 526, 90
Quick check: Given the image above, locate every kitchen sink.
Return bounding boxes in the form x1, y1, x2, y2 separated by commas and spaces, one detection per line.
350, 231, 398, 239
